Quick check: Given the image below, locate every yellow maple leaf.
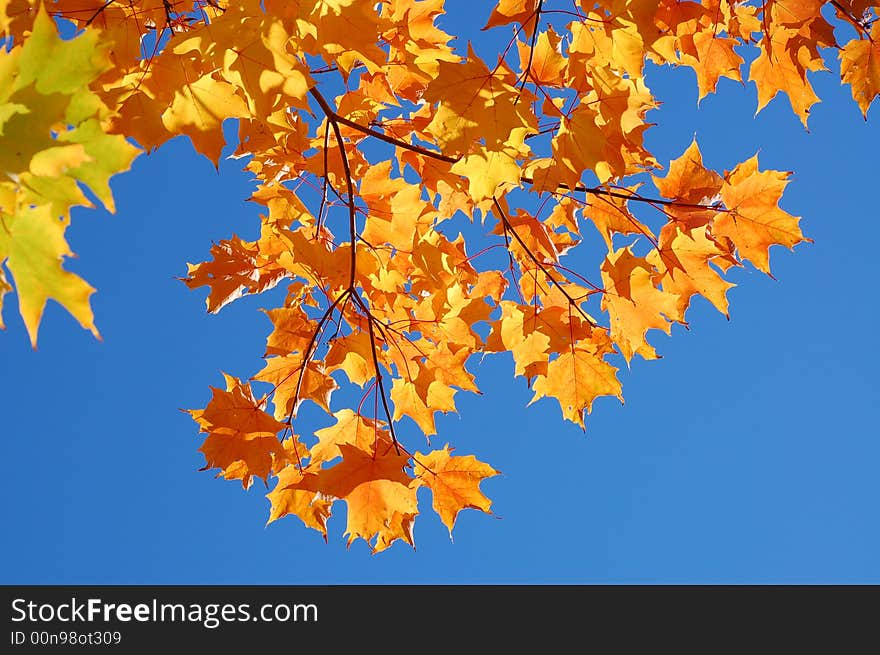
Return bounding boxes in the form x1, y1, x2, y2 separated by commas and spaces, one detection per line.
649, 224, 738, 318
450, 146, 522, 202
518, 26, 568, 87
600, 247, 682, 361
253, 356, 338, 420
310, 409, 393, 465
530, 337, 623, 428
162, 73, 251, 163
423, 45, 537, 153
749, 28, 825, 125
412, 445, 499, 535
188, 374, 290, 487
6, 0, 867, 552
483, 0, 539, 36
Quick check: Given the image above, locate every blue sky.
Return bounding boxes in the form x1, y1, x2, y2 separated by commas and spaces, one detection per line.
1, 12, 878, 583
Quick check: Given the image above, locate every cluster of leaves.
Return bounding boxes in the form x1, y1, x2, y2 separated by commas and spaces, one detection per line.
1, 0, 877, 551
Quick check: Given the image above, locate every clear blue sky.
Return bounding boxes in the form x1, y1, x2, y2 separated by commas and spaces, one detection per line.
1, 12, 878, 584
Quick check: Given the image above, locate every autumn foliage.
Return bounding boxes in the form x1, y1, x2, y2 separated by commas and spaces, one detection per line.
1, 0, 877, 551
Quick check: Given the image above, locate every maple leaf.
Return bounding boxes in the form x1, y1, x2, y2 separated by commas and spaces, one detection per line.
750, 38, 821, 126
0, 205, 99, 347
162, 71, 251, 164
262, 306, 319, 357
0, 268, 10, 329
716, 155, 806, 275
170, 0, 313, 116
253, 355, 338, 420
183, 235, 287, 313
324, 331, 374, 386
484, 0, 539, 37
601, 247, 682, 361
649, 224, 738, 318
747, 3, 835, 126
413, 445, 499, 535
0, 5, 137, 342
530, 335, 623, 428
689, 31, 744, 99
839, 23, 880, 117
267, 465, 333, 539
518, 25, 568, 87
579, 187, 653, 248
552, 104, 609, 186
292, 442, 416, 551
11, 5, 111, 95
450, 146, 522, 202
422, 44, 537, 153
360, 161, 436, 249
189, 374, 289, 488
390, 372, 452, 438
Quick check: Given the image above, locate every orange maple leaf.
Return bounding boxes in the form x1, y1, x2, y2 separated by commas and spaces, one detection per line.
189, 374, 289, 487
413, 445, 500, 535
296, 442, 416, 551
839, 23, 880, 117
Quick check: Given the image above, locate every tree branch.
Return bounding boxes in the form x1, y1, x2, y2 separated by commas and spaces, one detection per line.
330, 113, 726, 212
